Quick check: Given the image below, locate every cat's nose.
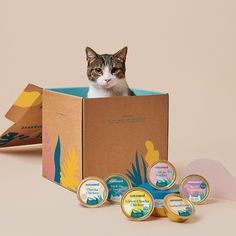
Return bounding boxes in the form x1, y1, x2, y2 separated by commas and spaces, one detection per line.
105, 78, 111, 83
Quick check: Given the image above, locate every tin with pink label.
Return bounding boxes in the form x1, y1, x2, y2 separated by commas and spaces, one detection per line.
147, 160, 177, 190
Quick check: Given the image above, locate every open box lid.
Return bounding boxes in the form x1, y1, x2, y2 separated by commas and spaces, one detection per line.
0, 84, 43, 148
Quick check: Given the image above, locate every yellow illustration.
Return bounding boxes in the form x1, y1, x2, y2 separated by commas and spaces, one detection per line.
14, 91, 42, 108
144, 140, 159, 166
60, 148, 80, 191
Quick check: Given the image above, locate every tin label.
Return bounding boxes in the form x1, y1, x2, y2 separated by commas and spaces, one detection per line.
148, 162, 175, 188
122, 189, 154, 220
167, 196, 193, 217
106, 175, 130, 203
181, 176, 209, 203
79, 179, 106, 206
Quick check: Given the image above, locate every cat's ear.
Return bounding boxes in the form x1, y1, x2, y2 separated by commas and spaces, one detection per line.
114, 47, 128, 62
86, 47, 97, 62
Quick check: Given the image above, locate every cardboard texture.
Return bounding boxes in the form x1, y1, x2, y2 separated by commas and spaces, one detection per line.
42, 87, 169, 192
0, 84, 42, 148
0, 84, 169, 192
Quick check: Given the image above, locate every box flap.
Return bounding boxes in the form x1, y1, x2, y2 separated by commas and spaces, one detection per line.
0, 84, 42, 148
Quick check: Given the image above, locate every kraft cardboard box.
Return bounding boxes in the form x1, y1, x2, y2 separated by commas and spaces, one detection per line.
0, 84, 169, 192
42, 87, 169, 192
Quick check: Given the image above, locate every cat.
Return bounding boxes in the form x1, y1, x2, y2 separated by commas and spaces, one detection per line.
86, 47, 135, 98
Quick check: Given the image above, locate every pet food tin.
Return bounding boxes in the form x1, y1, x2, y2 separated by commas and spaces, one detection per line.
180, 174, 210, 204
121, 187, 154, 221
147, 160, 177, 190
163, 194, 195, 222
105, 173, 132, 203
77, 176, 108, 208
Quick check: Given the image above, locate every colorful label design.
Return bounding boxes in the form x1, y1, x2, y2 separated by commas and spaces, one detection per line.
182, 176, 209, 203
122, 189, 153, 219
149, 162, 175, 188
106, 176, 130, 203
79, 180, 106, 206
168, 196, 193, 217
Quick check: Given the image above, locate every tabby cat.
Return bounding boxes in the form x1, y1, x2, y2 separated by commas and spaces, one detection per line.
86, 47, 135, 98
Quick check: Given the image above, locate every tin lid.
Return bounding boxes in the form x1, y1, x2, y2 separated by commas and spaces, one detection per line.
164, 194, 195, 222
121, 187, 155, 221
77, 176, 108, 208
147, 160, 177, 190
180, 174, 210, 204
105, 173, 132, 204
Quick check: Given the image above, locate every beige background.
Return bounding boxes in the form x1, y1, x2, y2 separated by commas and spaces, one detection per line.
0, 0, 236, 235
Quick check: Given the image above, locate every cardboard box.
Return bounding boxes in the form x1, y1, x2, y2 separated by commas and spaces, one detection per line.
42, 87, 169, 192
0, 84, 168, 192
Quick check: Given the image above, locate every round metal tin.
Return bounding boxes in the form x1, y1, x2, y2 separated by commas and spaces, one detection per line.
121, 187, 155, 221
163, 194, 195, 222
77, 176, 108, 208
105, 173, 132, 204
147, 160, 177, 190
180, 174, 210, 204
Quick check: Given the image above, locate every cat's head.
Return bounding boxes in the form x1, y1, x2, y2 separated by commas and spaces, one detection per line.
86, 47, 128, 89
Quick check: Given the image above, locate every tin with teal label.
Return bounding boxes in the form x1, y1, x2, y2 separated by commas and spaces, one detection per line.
105, 173, 132, 203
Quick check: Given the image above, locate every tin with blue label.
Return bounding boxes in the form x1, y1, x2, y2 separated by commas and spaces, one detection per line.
105, 173, 132, 203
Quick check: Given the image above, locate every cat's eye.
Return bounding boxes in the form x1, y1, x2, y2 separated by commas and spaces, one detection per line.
95, 68, 102, 73
111, 67, 118, 74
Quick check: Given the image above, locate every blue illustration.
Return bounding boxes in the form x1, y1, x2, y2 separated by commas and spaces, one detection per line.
54, 135, 61, 183
126, 152, 148, 187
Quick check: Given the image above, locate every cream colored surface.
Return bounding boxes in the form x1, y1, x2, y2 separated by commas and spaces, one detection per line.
0, 0, 235, 235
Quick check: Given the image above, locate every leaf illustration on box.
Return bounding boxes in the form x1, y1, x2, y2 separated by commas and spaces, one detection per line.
54, 136, 61, 184
144, 140, 160, 166
0, 132, 19, 147
126, 152, 148, 187
42, 127, 54, 181
60, 148, 80, 191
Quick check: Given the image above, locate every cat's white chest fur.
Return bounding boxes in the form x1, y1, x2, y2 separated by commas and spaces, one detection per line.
88, 86, 113, 98
87, 80, 129, 98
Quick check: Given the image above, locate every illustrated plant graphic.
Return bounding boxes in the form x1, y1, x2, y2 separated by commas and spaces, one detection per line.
126, 151, 148, 187
54, 136, 61, 184
60, 147, 80, 191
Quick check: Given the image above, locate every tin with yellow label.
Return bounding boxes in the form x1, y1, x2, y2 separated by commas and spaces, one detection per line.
147, 160, 177, 190
121, 187, 154, 221
105, 173, 132, 204
163, 194, 195, 222
77, 176, 108, 208
180, 174, 210, 204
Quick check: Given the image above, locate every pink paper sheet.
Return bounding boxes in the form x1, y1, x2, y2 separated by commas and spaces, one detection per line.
180, 159, 236, 201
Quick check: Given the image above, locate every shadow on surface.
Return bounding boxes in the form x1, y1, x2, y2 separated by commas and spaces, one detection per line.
0, 144, 42, 158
